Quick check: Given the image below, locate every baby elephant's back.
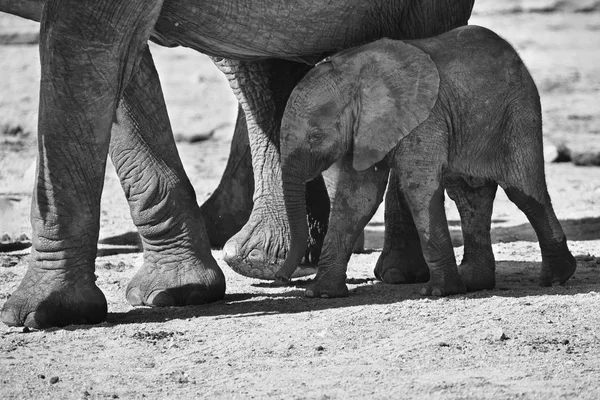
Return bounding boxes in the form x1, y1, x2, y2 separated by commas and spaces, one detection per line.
411, 25, 542, 180
413, 25, 533, 96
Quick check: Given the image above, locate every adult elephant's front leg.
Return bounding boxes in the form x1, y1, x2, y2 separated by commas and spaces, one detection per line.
0, 0, 163, 328
111, 47, 225, 307
217, 59, 330, 279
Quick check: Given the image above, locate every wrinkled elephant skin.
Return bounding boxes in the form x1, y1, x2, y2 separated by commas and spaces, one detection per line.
278, 27, 576, 298
0, 0, 475, 327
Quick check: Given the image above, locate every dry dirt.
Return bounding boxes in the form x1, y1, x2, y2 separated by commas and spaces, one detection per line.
1, 1, 600, 398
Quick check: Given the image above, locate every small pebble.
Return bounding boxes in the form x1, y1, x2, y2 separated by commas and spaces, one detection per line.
562, 339, 570, 345
50, 376, 59, 384
38, 374, 45, 380
316, 345, 325, 351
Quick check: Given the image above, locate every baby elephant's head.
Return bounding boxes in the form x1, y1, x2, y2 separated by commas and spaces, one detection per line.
281, 39, 440, 181
279, 39, 440, 276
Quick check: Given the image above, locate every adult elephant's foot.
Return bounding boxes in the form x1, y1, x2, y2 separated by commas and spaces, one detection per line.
458, 255, 496, 291
1, 267, 107, 328
126, 251, 225, 307
222, 206, 318, 280
305, 275, 349, 299
420, 266, 466, 297
223, 178, 328, 280
374, 245, 430, 284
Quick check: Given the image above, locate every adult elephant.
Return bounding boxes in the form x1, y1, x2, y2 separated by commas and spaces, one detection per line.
0, 0, 475, 328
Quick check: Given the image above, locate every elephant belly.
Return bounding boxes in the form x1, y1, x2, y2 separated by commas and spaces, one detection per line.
442, 171, 490, 190
152, 0, 403, 62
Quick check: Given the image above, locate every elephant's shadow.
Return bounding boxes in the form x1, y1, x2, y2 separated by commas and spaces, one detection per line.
96, 232, 142, 257
91, 217, 600, 326
104, 260, 600, 327
95, 217, 600, 257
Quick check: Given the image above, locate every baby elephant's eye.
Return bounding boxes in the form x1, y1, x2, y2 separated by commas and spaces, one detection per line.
308, 128, 325, 145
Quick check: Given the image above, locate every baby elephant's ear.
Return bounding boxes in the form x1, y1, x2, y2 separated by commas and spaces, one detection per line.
347, 39, 440, 171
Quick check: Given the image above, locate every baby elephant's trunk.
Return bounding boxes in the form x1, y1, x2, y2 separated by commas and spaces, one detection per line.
277, 172, 309, 281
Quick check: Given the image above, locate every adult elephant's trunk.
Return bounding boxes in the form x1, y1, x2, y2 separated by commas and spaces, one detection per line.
276, 170, 309, 281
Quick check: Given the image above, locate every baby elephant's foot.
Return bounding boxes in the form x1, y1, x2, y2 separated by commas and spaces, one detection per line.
126, 252, 225, 307
305, 275, 349, 298
1, 267, 107, 328
458, 256, 496, 291
539, 242, 576, 286
420, 268, 466, 297
374, 248, 430, 284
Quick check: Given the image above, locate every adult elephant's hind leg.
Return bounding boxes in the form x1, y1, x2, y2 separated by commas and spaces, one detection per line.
111, 47, 225, 307
218, 59, 329, 279
0, 0, 163, 328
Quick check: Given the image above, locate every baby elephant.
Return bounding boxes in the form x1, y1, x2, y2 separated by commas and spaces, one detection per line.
276, 25, 576, 298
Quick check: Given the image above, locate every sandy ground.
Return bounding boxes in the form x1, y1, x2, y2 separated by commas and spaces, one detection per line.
1, 1, 600, 398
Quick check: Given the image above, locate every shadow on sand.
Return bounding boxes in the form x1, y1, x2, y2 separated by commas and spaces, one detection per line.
92, 217, 600, 257
105, 258, 599, 326
49, 216, 600, 328
96, 232, 142, 257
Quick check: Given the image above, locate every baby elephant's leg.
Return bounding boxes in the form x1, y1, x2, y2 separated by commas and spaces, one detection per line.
502, 184, 576, 286
500, 92, 575, 285
374, 170, 429, 284
400, 173, 466, 297
305, 159, 388, 298
446, 178, 498, 291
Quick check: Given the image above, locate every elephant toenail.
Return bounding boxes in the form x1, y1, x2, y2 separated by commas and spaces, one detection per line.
432, 288, 442, 297
222, 241, 239, 262
305, 289, 315, 298
24, 312, 47, 329
320, 293, 331, 299
126, 288, 143, 306
0, 308, 19, 327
